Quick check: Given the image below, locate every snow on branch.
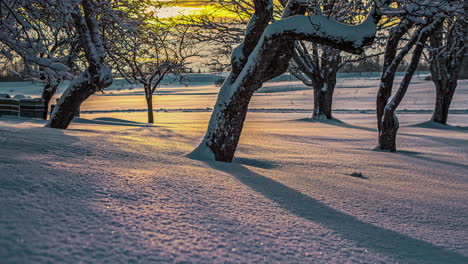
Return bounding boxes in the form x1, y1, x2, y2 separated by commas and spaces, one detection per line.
264, 10, 379, 55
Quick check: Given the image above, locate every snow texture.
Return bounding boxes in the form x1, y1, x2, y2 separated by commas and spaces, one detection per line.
1, 75, 467, 263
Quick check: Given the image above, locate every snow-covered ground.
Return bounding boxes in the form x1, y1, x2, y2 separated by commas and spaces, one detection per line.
1, 74, 467, 263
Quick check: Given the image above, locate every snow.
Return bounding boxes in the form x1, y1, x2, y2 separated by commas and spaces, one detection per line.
266, 10, 377, 50
1, 74, 467, 263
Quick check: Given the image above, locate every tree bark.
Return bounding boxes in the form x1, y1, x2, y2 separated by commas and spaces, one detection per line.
145, 88, 154, 123
40, 79, 59, 120
431, 79, 457, 124
46, 67, 112, 129
312, 78, 336, 119
204, 76, 256, 162
379, 111, 398, 151
312, 53, 339, 120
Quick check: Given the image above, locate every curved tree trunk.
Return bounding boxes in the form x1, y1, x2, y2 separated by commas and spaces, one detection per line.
377, 20, 413, 136
46, 0, 112, 129
198, 75, 256, 162
46, 67, 112, 129
190, 5, 379, 162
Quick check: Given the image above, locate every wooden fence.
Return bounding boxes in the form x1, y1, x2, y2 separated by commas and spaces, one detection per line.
19, 98, 45, 118
0, 98, 20, 116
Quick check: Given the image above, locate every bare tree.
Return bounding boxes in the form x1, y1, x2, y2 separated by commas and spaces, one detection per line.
375, 0, 455, 151
428, 0, 467, 125
0, 0, 77, 119
1, 0, 142, 128
107, 8, 196, 123
287, 0, 375, 120
189, 0, 384, 162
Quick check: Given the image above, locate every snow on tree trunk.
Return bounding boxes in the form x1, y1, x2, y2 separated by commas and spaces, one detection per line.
378, 20, 440, 151
312, 78, 336, 120
40, 77, 59, 120
190, 3, 380, 162
47, 67, 112, 128
46, 0, 112, 129
376, 20, 413, 138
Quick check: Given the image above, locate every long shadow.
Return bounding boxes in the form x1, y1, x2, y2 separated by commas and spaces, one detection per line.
397, 151, 468, 169
408, 121, 468, 133
296, 118, 468, 147
207, 162, 468, 263
295, 118, 377, 133
233, 157, 278, 169
73, 117, 153, 127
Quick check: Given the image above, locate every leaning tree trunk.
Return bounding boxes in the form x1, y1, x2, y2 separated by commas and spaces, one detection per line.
145, 88, 154, 123
190, 5, 380, 162
46, 66, 112, 129
40, 79, 60, 120
46, 0, 112, 129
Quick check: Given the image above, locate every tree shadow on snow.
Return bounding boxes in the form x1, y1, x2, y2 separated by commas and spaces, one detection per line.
233, 157, 278, 169
408, 121, 468, 133
295, 117, 377, 133
396, 151, 468, 170
207, 161, 468, 263
73, 117, 151, 127
296, 118, 468, 148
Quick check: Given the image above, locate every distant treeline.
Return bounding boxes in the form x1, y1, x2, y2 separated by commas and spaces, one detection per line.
0, 73, 25, 82
339, 56, 430, 73
0, 61, 26, 82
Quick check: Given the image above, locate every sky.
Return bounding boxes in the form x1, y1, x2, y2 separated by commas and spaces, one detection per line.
154, 0, 244, 19
156, 0, 209, 18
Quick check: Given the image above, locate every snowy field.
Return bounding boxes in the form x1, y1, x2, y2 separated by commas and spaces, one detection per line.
1, 74, 467, 263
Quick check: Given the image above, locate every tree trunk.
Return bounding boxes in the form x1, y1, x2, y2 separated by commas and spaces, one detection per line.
429, 15, 466, 124
41, 80, 59, 120
312, 81, 335, 119
189, 72, 258, 162
47, 0, 112, 129
379, 111, 398, 151
312, 70, 337, 119
377, 20, 413, 133
46, 66, 112, 129
145, 88, 154, 123
431, 80, 456, 124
